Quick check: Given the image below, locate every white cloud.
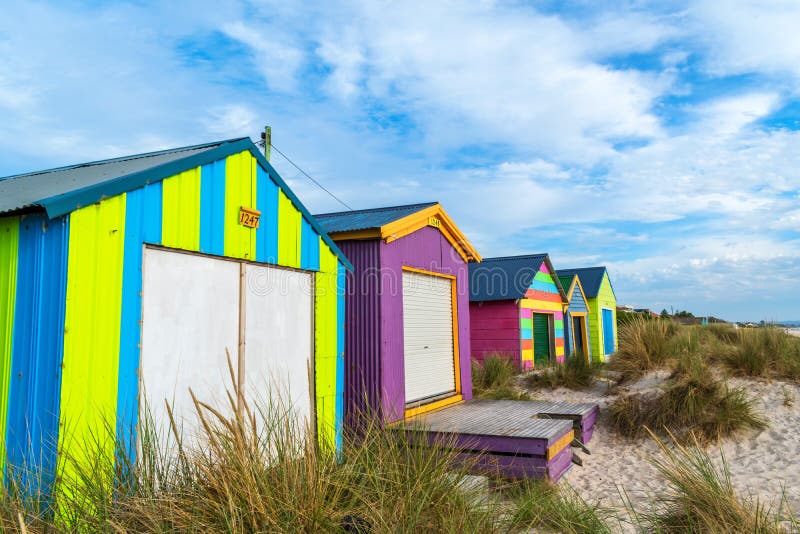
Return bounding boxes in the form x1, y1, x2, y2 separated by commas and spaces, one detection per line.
692, 0, 800, 86
204, 104, 258, 137
221, 21, 305, 92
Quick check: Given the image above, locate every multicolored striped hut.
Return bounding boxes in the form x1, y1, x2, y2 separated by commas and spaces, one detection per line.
0, 138, 349, 493
315, 202, 481, 424
469, 254, 568, 370
557, 267, 617, 362
557, 274, 592, 361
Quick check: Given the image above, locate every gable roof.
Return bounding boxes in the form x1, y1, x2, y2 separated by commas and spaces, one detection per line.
469, 253, 566, 302
557, 267, 613, 299
315, 202, 481, 263
0, 137, 353, 271
315, 202, 438, 233
557, 273, 591, 312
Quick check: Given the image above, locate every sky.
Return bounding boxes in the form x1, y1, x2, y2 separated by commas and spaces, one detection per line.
0, 1, 798, 322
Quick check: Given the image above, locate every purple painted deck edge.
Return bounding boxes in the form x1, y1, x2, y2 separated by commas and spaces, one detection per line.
411, 430, 550, 456
455, 444, 574, 480
581, 410, 599, 432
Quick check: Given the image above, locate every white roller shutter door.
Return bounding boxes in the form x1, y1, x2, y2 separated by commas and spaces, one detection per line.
402, 270, 456, 404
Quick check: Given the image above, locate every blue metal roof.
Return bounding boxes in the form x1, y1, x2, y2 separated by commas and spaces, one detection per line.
0, 137, 353, 271
314, 202, 438, 233
469, 254, 549, 301
556, 267, 610, 298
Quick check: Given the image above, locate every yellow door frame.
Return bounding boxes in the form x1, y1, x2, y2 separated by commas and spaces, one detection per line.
401, 266, 463, 418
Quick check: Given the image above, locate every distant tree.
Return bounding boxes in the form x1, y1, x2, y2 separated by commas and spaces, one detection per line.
661, 309, 670, 318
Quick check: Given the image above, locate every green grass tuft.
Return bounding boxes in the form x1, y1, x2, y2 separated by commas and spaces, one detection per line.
608, 361, 767, 444
471, 355, 530, 400
609, 317, 682, 380
716, 327, 800, 381
638, 432, 793, 533
526, 353, 601, 390
508, 480, 617, 533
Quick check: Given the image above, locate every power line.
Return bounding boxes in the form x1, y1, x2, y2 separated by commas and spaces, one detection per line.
261, 140, 353, 211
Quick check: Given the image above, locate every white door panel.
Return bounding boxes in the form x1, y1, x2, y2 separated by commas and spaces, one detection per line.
140, 248, 239, 445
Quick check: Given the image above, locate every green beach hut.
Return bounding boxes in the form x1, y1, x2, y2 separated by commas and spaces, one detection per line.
557, 267, 617, 362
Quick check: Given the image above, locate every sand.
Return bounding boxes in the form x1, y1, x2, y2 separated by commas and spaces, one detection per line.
531, 373, 800, 525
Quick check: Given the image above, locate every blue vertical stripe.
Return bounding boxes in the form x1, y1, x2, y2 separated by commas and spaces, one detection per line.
117, 183, 162, 461
6, 214, 68, 496
199, 160, 226, 256
300, 218, 320, 271
335, 260, 345, 452
256, 166, 279, 264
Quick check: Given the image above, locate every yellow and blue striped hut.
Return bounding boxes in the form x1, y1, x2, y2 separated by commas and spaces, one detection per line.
0, 138, 349, 494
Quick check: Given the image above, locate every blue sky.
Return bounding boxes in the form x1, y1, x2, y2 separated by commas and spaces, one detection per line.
0, 1, 798, 321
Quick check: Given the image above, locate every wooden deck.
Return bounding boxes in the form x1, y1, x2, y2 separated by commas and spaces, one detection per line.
523, 400, 600, 442
397, 399, 598, 481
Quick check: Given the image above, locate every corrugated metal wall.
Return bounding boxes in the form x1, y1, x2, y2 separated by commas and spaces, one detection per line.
338, 239, 382, 426
0, 216, 19, 483
6, 214, 68, 494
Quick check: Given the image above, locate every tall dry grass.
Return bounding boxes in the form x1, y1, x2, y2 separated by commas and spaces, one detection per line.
609, 317, 682, 379
471, 355, 530, 400
525, 353, 602, 391
637, 432, 796, 533
609, 341, 766, 443
3, 367, 506, 533
508, 480, 618, 533
715, 327, 800, 381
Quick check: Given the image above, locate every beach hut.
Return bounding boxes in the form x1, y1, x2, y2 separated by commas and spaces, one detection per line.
0, 138, 349, 493
314, 202, 481, 424
557, 274, 592, 361
557, 267, 617, 362
470, 254, 568, 370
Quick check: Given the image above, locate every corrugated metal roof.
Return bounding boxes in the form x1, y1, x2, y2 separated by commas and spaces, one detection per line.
469, 254, 548, 301
557, 274, 576, 294
314, 202, 438, 233
556, 267, 608, 298
0, 139, 239, 215
0, 137, 354, 271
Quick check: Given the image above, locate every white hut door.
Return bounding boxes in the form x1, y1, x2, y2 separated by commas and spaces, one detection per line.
140, 247, 240, 443
402, 270, 457, 404
243, 263, 313, 433
140, 247, 314, 447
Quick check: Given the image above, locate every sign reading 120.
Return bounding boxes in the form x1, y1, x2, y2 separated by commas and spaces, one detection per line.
239, 207, 262, 229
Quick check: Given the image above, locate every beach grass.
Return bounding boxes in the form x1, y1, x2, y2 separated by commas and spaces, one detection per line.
607, 364, 767, 444
715, 327, 800, 381
472, 355, 531, 400
608, 316, 682, 380
636, 432, 794, 533
508, 480, 617, 533
3, 384, 505, 532
525, 353, 601, 390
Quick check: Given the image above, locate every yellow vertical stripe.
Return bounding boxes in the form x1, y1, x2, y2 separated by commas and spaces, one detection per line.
223, 151, 257, 260
277, 191, 301, 268
162, 167, 201, 251
0, 216, 19, 481
58, 195, 126, 487
315, 240, 337, 448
